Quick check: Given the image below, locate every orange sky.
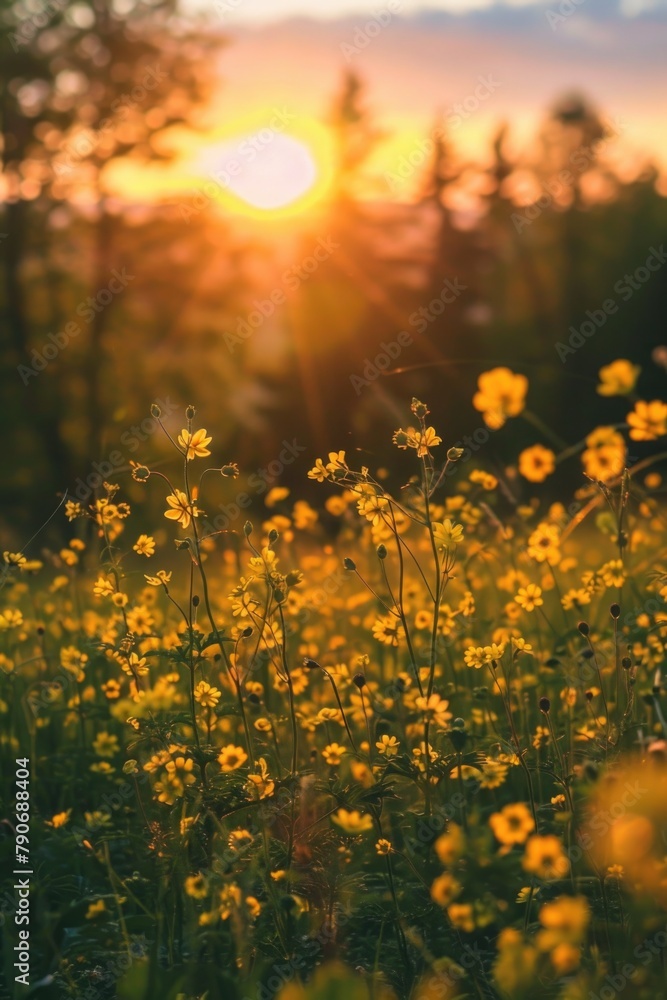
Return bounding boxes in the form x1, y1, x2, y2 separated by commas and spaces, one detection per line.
108, 2, 667, 217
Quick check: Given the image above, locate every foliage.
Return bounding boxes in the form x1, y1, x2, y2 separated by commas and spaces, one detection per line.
2, 362, 667, 999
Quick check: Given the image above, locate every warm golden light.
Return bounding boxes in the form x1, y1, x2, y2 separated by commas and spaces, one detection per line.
191, 112, 335, 220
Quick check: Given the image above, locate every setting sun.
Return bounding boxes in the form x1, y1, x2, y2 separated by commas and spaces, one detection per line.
190, 113, 335, 219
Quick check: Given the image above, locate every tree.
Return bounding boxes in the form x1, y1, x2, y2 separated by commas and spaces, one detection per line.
0, 0, 222, 523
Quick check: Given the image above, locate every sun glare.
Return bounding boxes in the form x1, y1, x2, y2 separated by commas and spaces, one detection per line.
193, 114, 334, 220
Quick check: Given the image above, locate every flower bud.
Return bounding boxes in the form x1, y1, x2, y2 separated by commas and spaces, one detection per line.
241, 626, 253, 638
353, 673, 366, 689
376, 544, 387, 560
411, 397, 429, 418
621, 657, 632, 670
273, 588, 284, 604
303, 657, 321, 671
221, 464, 239, 479
578, 621, 590, 637
343, 557, 356, 571
244, 521, 253, 537
447, 447, 464, 462
610, 603, 621, 620
268, 529, 279, 545
539, 696, 551, 714
150, 403, 161, 418
185, 404, 196, 420
192, 595, 200, 607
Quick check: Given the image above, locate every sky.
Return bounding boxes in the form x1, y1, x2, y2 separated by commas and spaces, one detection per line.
196, 0, 666, 25
121, 0, 667, 212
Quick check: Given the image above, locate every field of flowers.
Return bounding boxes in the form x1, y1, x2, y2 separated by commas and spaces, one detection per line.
3, 362, 667, 1000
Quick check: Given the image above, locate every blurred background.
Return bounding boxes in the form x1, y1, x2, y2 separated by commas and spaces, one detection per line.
2, 0, 667, 539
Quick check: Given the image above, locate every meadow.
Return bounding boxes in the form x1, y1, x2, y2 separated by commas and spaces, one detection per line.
3, 362, 667, 999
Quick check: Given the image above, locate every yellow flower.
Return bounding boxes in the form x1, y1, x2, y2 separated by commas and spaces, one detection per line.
597, 359, 640, 396
331, 809, 374, 834
627, 400, 667, 441
515, 584, 543, 612
537, 895, 589, 945
527, 523, 561, 565
414, 694, 452, 728
93, 575, 115, 597
3, 551, 26, 567
218, 745, 248, 772
322, 743, 347, 766
518, 445, 555, 483
489, 802, 535, 845
60, 646, 88, 674
472, 367, 528, 429
184, 874, 209, 899
464, 643, 505, 668
522, 834, 570, 879
178, 427, 212, 460
125, 605, 154, 635
464, 645, 486, 668
430, 872, 462, 907
0, 609, 23, 629
478, 760, 509, 789
375, 734, 400, 756
414, 426, 442, 457
247, 757, 275, 799
194, 681, 221, 707
393, 426, 441, 456
447, 903, 475, 932
164, 489, 201, 529
265, 486, 290, 507
582, 426, 626, 481
93, 732, 119, 758
600, 558, 626, 588
307, 458, 329, 482
469, 469, 498, 490
46, 809, 72, 828
434, 823, 465, 865
560, 587, 591, 610
432, 519, 464, 550
85, 900, 107, 920
372, 614, 404, 646
145, 569, 172, 587
133, 534, 155, 557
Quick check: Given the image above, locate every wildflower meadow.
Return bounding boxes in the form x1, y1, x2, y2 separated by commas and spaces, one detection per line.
3, 362, 667, 999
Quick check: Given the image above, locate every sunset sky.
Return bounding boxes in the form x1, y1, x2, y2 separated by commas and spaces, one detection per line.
118, 0, 667, 214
